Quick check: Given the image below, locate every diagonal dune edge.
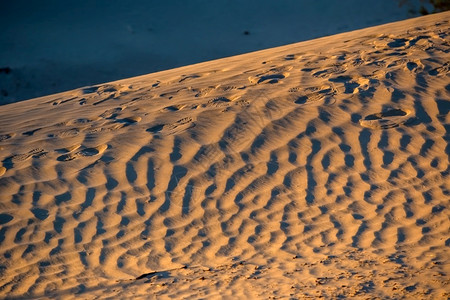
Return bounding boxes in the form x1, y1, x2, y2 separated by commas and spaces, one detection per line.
0, 11, 449, 299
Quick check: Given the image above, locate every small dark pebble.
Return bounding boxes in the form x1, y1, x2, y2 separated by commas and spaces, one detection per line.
0, 67, 11, 74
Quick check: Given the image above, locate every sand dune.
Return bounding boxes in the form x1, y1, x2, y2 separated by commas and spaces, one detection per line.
0, 12, 449, 299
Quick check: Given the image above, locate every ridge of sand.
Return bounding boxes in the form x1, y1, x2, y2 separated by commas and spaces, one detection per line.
0, 12, 449, 299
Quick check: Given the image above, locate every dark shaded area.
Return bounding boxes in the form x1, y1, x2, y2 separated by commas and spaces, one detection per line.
363, 109, 407, 120
136, 271, 171, 281
267, 152, 279, 175
225, 177, 236, 193
359, 128, 372, 170
387, 38, 408, 47
321, 154, 330, 170
257, 74, 285, 84
436, 99, 450, 117
55, 192, 71, 205
96, 218, 106, 235
22, 128, 42, 136
400, 134, 411, 149
405, 285, 417, 292
345, 154, 355, 167
431, 204, 445, 213
352, 214, 364, 220
383, 151, 394, 166
182, 179, 195, 215
126, 163, 137, 184
126, 145, 154, 184
352, 221, 368, 248
0, 213, 13, 225
160, 165, 188, 212
358, 281, 375, 293
295, 96, 308, 105
420, 139, 435, 156
305, 139, 321, 204
14, 227, 27, 243
31, 208, 49, 221
0, 67, 11, 74
329, 76, 360, 94
170, 138, 183, 162
106, 176, 119, 190
136, 199, 146, 216
120, 216, 130, 226
117, 192, 127, 214
49, 239, 64, 255
146, 159, 156, 192
397, 228, 406, 243
53, 216, 65, 233
74, 223, 85, 243
147, 124, 165, 133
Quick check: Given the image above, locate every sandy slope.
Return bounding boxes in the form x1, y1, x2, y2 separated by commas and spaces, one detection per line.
0, 11, 449, 299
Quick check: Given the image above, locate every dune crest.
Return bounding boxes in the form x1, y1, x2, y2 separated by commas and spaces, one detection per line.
0, 12, 449, 298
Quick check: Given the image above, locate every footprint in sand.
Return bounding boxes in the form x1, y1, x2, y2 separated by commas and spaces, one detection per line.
161, 104, 187, 112
283, 53, 303, 61
57, 144, 108, 161
200, 97, 233, 109
147, 117, 195, 136
22, 128, 42, 136
193, 86, 217, 98
48, 128, 82, 139
405, 60, 424, 72
359, 109, 412, 129
118, 116, 142, 124
160, 86, 217, 101
78, 106, 141, 132
160, 88, 187, 99
248, 66, 292, 84
254, 73, 287, 84
56, 144, 81, 154
291, 85, 336, 106
312, 64, 346, 78
99, 106, 126, 119
0, 133, 16, 142
2, 148, 47, 168
50, 96, 78, 106
217, 85, 240, 92
89, 84, 132, 106
85, 84, 131, 95
328, 75, 372, 94
178, 71, 216, 83
66, 118, 95, 126
428, 62, 450, 77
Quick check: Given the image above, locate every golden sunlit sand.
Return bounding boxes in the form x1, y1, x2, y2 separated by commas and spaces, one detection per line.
0, 11, 449, 299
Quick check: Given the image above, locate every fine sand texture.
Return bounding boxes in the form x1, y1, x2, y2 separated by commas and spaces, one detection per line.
0, 11, 449, 299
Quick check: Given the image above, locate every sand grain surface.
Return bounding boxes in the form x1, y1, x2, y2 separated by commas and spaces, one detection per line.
0, 12, 449, 299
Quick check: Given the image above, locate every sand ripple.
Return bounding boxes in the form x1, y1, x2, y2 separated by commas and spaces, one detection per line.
0, 12, 449, 299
